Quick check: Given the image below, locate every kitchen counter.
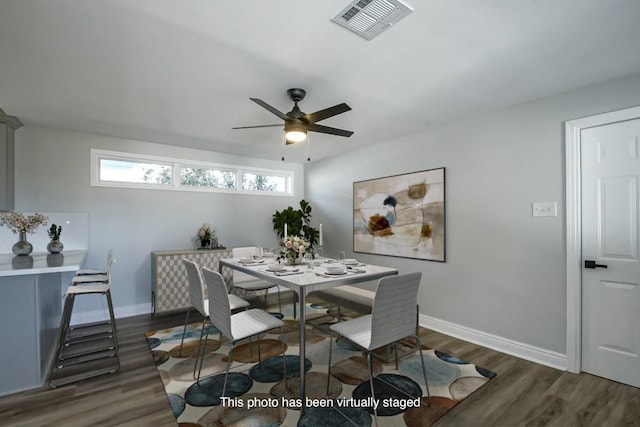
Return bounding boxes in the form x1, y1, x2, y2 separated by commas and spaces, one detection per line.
0, 250, 87, 277
0, 250, 86, 396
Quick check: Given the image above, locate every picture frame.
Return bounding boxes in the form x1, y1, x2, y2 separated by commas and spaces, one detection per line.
353, 167, 445, 262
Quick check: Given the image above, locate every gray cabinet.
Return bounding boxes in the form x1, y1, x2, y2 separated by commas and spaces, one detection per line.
151, 248, 232, 314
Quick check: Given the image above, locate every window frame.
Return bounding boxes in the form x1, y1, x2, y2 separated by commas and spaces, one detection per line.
91, 149, 294, 196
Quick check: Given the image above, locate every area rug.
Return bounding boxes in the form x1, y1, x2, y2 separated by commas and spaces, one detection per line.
145, 304, 496, 427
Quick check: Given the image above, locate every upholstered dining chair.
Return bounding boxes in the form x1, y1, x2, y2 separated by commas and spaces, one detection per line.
326, 272, 431, 426
200, 266, 287, 395
231, 246, 282, 313
181, 259, 249, 370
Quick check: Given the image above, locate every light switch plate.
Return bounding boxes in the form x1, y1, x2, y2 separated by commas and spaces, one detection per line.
532, 202, 557, 217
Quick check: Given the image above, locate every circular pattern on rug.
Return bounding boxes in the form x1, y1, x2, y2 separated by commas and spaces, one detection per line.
402, 396, 457, 426
169, 353, 228, 382
298, 406, 372, 427
449, 376, 489, 401
330, 356, 383, 385
281, 319, 300, 334
231, 339, 286, 363
352, 374, 422, 416
399, 354, 461, 387
476, 365, 497, 379
159, 369, 172, 386
435, 350, 469, 365
146, 337, 161, 350
168, 339, 221, 358
197, 392, 286, 426
270, 372, 343, 406
167, 393, 186, 418
152, 350, 170, 366
305, 312, 336, 326
249, 355, 312, 382
184, 372, 253, 407
282, 327, 327, 346
161, 328, 203, 344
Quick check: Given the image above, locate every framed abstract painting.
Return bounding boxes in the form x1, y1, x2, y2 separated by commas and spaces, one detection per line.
353, 167, 445, 262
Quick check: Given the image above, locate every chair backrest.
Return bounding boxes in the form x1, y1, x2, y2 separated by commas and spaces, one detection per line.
182, 259, 208, 316
369, 272, 422, 350
202, 267, 233, 339
232, 246, 261, 285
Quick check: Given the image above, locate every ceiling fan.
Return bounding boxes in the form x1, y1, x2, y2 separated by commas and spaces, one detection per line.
232, 88, 353, 145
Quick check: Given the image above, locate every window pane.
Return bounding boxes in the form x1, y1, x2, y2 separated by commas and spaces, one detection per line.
99, 158, 173, 184
180, 167, 236, 189
242, 173, 286, 192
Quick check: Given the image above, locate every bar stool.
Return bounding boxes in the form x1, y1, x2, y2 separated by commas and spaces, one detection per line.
49, 256, 119, 388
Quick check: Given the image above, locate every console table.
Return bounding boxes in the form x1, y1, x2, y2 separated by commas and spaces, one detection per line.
0, 250, 86, 396
151, 248, 232, 314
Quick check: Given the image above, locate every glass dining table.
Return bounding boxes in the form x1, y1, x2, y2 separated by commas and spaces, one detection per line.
218, 257, 398, 411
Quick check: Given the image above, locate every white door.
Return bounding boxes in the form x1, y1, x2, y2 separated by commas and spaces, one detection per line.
581, 118, 640, 388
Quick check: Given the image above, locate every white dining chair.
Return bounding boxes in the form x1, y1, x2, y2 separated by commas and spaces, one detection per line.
326, 272, 430, 426
231, 246, 282, 313
199, 267, 287, 394
181, 259, 249, 372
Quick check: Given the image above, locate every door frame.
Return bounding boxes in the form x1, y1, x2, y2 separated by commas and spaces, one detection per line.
565, 105, 640, 373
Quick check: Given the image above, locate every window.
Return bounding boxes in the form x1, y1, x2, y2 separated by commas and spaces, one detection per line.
180, 166, 236, 189
91, 149, 293, 195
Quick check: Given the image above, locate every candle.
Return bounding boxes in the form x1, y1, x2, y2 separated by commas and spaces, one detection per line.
284, 223, 288, 240
319, 223, 323, 246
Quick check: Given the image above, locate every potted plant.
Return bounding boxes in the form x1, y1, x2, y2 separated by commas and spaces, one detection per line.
47, 224, 64, 254
272, 199, 319, 250
197, 223, 217, 249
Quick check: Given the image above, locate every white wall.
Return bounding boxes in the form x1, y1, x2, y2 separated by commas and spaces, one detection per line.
14, 127, 304, 318
305, 72, 640, 361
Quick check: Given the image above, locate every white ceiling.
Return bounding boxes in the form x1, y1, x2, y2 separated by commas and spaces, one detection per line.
2, 0, 640, 163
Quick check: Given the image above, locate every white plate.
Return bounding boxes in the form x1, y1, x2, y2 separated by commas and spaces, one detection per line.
239, 257, 254, 263
342, 258, 358, 265
325, 270, 347, 275
266, 264, 286, 272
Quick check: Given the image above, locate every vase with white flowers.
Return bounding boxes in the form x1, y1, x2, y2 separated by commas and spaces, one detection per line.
279, 235, 310, 265
0, 211, 48, 256
196, 223, 217, 249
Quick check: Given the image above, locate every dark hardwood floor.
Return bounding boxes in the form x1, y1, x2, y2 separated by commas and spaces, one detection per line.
0, 293, 638, 426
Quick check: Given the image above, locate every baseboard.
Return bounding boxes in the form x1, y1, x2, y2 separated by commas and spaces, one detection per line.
70, 302, 152, 325
419, 314, 567, 371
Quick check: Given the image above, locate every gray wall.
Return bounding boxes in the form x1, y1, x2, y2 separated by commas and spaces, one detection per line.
305, 72, 640, 355
14, 127, 303, 318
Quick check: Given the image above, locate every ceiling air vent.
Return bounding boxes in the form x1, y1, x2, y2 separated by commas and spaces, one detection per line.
331, 0, 413, 41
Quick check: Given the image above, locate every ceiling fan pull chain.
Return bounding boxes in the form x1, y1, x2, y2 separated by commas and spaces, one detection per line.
307, 134, 311, 162
281, 132, 286, 161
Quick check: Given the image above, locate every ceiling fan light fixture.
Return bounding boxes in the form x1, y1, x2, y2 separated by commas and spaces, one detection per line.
284, 122, 307, 143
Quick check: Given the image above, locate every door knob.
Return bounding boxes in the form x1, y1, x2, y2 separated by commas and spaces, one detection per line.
584, 260, 608, 269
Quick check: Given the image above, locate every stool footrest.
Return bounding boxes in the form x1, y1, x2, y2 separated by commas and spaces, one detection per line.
50, 357, 119, 388
59, 338, 117, 360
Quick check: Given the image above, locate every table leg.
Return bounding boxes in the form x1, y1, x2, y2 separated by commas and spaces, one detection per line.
298, 287, 306, 412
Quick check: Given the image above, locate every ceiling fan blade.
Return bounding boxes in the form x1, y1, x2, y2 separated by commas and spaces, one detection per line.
305, 103, 351, 124
232, 124, 283, 130
250, 98, 288, 120
307, 123, 354, 137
